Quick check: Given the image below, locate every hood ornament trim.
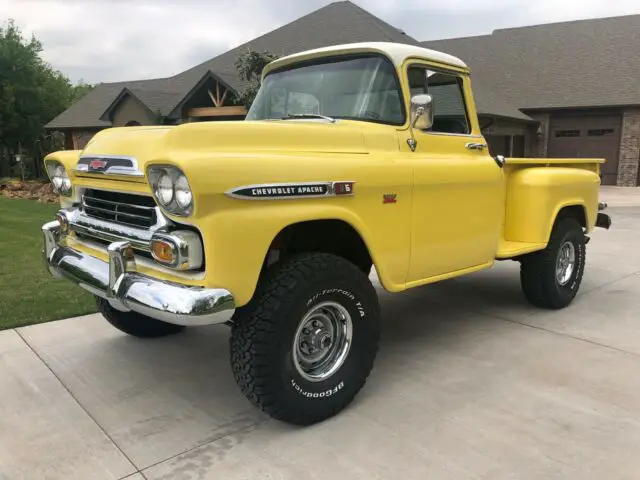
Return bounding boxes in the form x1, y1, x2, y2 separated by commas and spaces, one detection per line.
75, 154, 144, 177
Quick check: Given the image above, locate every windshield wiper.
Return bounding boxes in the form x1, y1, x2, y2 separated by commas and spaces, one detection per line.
281, 113, 337, 123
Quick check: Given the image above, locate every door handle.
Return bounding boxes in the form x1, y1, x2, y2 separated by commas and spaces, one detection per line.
465, 142, 487, 151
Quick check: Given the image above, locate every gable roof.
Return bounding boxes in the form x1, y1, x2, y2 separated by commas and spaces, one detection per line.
423, 14, 640, 110
99, 87, 182, 122
47, 1, 422, 129
46, 78, 180, 129
163, 1, 423, 95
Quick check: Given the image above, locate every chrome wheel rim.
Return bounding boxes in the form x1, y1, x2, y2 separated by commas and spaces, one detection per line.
556, 241, 576, 286
292, 301, 353, 382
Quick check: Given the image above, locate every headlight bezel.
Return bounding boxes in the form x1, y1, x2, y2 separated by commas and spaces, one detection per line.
45, 161, 72, 197
147, 165, 194, 216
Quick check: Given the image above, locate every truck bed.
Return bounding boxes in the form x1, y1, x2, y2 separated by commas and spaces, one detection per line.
496, 157, 603, 259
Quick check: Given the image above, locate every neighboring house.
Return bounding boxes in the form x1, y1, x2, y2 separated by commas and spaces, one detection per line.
47, 2, 640, 185
46, 1, 424, 147
424, 15, 640, 186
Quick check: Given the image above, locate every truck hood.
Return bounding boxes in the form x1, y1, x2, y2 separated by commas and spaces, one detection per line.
76, 120, 372, 182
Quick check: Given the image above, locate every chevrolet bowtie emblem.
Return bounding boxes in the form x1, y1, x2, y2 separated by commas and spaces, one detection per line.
88, 159, 107, 170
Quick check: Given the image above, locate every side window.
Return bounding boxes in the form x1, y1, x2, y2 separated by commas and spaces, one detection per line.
407, 66, 471, 135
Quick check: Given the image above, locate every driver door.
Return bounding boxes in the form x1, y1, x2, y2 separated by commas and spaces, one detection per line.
403, 64, 504, 284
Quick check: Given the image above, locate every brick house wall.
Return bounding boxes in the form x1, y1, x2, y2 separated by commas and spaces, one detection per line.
616, 108, 640, 187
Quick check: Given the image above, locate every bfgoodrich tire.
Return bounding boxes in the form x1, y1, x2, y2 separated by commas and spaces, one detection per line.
520, 217, 586, 309
96, 297, 185, 338
230, 253, 380, 425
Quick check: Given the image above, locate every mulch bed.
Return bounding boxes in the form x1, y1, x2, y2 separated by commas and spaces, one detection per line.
0, 179, 58, 203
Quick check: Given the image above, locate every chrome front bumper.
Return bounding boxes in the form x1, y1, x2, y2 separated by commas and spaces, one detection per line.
42, 220, 235, 326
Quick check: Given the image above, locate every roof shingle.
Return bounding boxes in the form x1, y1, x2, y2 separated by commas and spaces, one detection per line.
423, 14, 640, 110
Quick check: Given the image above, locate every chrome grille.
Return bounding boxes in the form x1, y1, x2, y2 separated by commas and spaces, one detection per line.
82, 189, 156, 229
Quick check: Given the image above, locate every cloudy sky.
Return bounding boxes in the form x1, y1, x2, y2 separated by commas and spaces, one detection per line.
3, 0, 640, 84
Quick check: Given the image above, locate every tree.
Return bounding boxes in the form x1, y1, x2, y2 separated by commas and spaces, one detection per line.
0, 20, 93, 178
70, 80, 95, 103
234, 49, 279, 109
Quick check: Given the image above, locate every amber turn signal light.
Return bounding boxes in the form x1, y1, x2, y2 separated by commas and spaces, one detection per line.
151, 239, 176, 265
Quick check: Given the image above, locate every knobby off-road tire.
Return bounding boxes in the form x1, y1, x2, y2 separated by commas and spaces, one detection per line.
96, 297, 185, 338
230, 253, 380, 425
520, 217, 586, 309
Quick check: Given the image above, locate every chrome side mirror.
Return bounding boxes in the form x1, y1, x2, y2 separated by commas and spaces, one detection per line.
407, 94, 434, 151
410, 94, 434, 131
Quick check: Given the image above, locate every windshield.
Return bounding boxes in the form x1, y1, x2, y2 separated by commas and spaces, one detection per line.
246, 55, 405, 125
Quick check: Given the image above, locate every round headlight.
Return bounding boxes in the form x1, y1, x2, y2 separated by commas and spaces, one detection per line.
52, 166, 65, 189
156, 173, 174, 205
174, 175, 192, 209
61, 176, 72, 193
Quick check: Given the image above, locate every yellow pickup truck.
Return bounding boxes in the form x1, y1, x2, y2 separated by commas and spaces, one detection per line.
42, 42, 611, 425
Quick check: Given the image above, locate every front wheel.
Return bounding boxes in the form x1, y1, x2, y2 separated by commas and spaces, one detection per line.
520, 217, 586, 309
230, 253, 380, 425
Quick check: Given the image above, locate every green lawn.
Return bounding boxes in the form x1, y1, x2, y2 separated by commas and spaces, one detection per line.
0, 197, 96, 329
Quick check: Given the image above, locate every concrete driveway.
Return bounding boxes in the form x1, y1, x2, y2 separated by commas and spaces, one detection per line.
2, 187, 639, 479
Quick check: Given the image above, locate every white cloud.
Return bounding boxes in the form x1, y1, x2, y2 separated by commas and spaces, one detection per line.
3, 0, 640, 83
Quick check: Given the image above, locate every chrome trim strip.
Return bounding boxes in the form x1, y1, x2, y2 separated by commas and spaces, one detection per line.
82, 195, 155, 210
42, 222, 234, 326
74, 154, 144, 177
81, 200, 151, 221
72, 222, 152, 252
225, 181, 355, 201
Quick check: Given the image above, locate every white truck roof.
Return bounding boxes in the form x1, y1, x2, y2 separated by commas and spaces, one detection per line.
264, 42, 468, 76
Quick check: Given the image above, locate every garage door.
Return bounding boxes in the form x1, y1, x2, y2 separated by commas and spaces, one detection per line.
547, 114, 622, 185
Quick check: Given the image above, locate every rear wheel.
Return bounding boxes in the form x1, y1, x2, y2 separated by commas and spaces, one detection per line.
520, 217, 586, 309
230, 253, 380, 425
96, 297, 185, 338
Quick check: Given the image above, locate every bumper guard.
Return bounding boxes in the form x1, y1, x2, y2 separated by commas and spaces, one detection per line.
42, 220, 235, 326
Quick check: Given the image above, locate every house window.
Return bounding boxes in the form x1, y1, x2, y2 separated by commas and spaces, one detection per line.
587, 129, 614, 136
555, 130, 580, 137
407, 66, 470, 135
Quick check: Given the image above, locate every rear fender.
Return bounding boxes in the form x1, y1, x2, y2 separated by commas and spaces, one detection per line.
504, 167, 599, 244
